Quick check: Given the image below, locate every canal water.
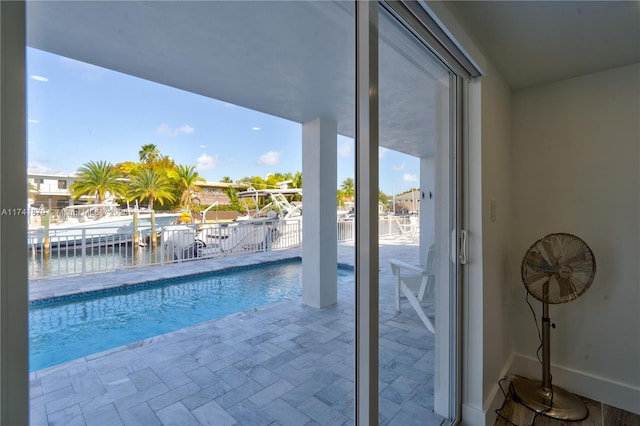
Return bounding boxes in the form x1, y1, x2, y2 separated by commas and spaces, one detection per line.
28, 242, 167, 279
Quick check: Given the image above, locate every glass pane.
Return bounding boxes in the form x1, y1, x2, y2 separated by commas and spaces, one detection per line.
27, 2, 356, 424
378, 5, 453, 424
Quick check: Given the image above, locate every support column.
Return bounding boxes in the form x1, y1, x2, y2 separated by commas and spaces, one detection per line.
302, 117, 337, 309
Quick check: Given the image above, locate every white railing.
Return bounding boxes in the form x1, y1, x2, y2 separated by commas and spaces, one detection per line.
29, 182, 70, 195
28, 220, 303, 280
336, 216, 400, 243
28, 216, 409, 280
337, 219, 355, 242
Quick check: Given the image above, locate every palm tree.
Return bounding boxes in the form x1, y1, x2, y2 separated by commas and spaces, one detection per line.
138, 144, 160, 164
169, 165, 205, 208
69, 161, 127, 203
340, 177, 355, 201
28, 181, 39, 198
219, 176, 240, 209
293, 171, 303, 189
128, 168, 175, 210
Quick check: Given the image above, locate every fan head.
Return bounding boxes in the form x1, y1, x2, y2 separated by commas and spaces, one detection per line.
521, 233, 596, 304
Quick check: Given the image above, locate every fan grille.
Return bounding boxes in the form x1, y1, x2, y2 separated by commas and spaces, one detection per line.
521, 233, 596, 304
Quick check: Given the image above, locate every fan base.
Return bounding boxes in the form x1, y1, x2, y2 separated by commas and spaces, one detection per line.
511, 377, 588, 421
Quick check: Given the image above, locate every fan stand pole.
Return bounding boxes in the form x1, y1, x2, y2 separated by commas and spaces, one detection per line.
541, 301, 551, 389
511, 289, 589, 421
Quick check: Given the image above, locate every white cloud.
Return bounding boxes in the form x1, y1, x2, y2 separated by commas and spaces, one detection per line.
156, 124, 171, 135
403, 173, 418, 182
176, 124, 195, 135
28, 119, 40, 124
196, 154, 218, 171
156, 123, 195, 137
30, 75, 48, 82
338, 140, 352, 157
257, 151, 281, 166
379, 147, 390, 158
392, 162, 406, 171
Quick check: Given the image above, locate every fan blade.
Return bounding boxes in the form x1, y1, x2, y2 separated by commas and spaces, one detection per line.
560, 249, 587, 268
525, 250, 555, 273
524, 271, 551, 293
572, 271, 594, 287
557, 277, 579, 301
571, 260, 595, 275
537, 239, 558, 266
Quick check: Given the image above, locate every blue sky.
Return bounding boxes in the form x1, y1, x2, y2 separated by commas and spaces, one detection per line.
27, 48, 418, 195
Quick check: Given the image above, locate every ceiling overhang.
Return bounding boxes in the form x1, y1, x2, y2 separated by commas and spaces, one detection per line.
27, 1, 442, 158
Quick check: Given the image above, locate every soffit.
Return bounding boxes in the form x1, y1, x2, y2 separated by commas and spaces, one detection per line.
26, 1, 444, 158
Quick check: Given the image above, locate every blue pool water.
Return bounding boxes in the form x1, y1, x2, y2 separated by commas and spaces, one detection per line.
29, 259, 354, 371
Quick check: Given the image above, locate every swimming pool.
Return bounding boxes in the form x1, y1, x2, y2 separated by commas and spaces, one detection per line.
29, 259, 354, 371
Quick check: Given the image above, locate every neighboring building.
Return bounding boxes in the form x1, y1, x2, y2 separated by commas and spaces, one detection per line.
28, 173, 82, 209
28, 172, 245, 210
197, 181, 246, 208
393, 188, 420, 214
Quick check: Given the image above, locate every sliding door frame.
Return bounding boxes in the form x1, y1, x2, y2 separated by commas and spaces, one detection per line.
354, 1, 479, 424
354, 2, 379, 424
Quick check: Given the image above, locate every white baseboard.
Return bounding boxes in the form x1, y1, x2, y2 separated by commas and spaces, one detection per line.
482, 352, 515, 426
461, 403, 485, 426
511, 353, 640, 415
461, 353, 516, 426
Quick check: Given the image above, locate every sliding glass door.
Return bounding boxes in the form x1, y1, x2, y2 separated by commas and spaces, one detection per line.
355, 2, 465, 424
5, 1, 474, 423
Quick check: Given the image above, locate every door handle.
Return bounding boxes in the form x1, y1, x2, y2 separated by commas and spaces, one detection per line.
459, 229, 468, 264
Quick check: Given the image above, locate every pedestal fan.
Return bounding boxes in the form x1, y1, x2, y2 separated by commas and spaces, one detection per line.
512, 233, 596, 421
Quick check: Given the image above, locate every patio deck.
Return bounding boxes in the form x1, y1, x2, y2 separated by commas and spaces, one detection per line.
29, 241, 444, 426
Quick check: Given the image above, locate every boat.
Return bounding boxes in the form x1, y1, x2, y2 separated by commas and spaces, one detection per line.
28, 203, 181, 248
235, 187, 302, 221
164, 185, 302, 260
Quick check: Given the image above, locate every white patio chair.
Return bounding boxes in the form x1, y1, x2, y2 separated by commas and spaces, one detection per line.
394, 216, 418, 241
389, 244, 436, 333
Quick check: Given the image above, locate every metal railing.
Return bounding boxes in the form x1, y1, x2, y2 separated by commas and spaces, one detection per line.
336, 216, 401, 242
28, 216, 408, 280
28, 220, 303, 280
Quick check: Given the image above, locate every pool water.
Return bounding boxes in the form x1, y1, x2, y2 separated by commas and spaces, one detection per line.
29, 259, 354, 371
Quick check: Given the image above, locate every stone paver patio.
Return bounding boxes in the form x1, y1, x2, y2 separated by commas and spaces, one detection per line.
29, 241, 445, 425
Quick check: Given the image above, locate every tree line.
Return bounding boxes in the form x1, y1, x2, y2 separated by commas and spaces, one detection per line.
67, 144, 304, 212
66, 144, 394, 212
69, 144, 203, 211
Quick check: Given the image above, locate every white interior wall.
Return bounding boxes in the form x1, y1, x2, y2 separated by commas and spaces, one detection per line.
478, 60, 513, 418
510, 63, 640, 413
430, 1, 640, 419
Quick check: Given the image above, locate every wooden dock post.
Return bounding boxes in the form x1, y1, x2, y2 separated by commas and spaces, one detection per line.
151, 210, 157, 248
43, 212, 50, 273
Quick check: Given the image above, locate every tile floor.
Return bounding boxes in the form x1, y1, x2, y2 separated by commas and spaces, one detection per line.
29, 241, 444, 426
